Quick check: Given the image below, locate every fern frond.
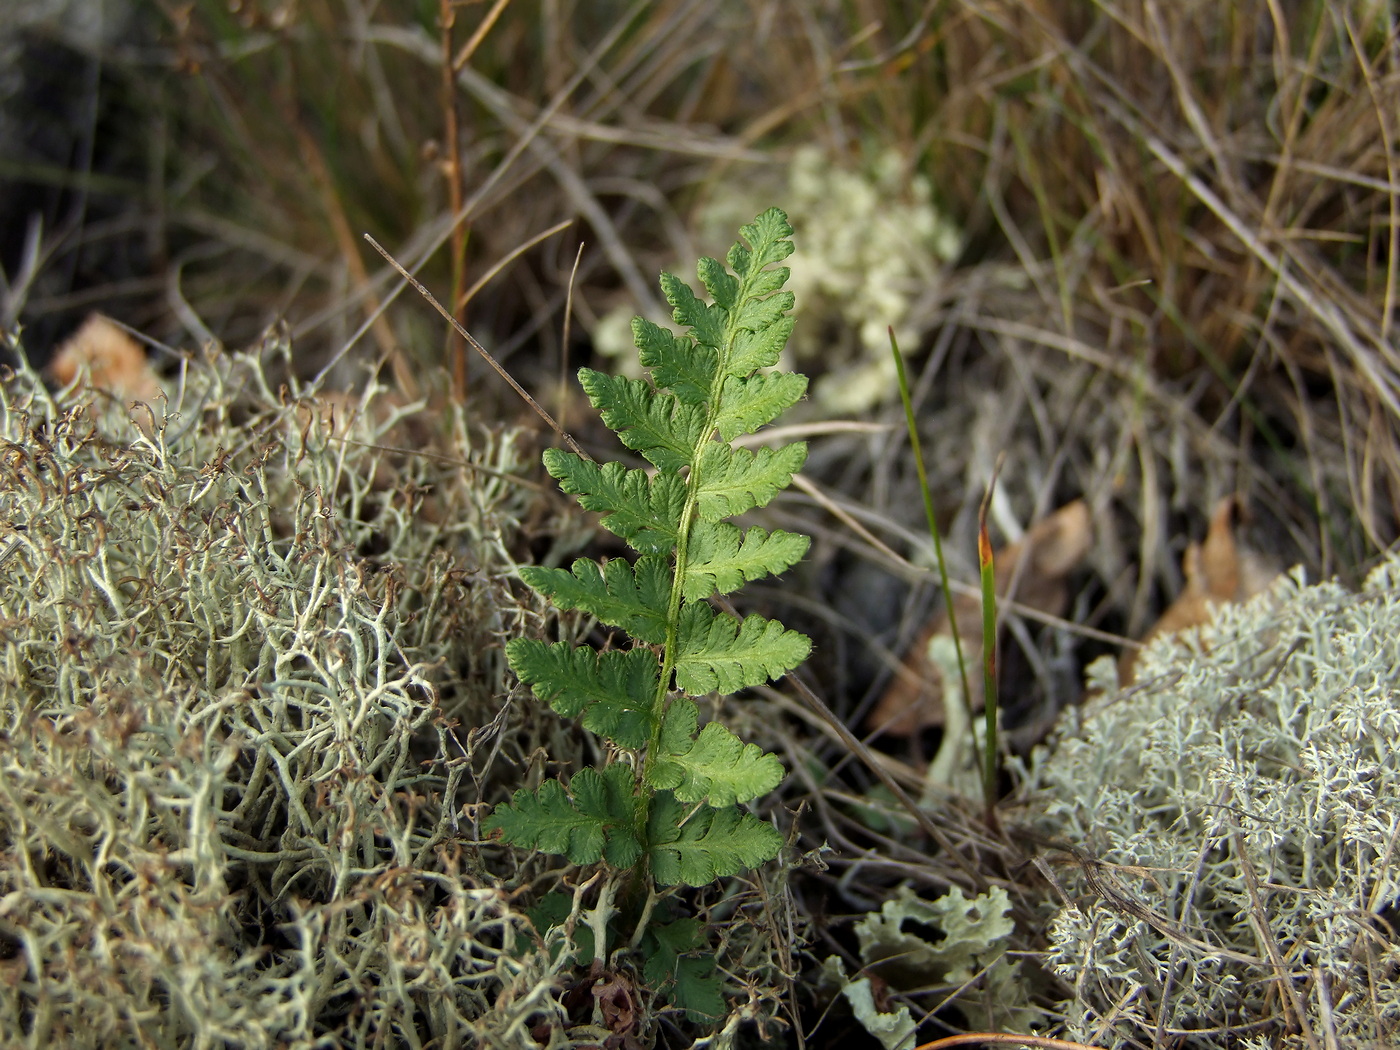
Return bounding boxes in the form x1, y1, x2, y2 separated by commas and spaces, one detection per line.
485, 764, 643, 868
632, 318, 715, 405
730, 208, 797, 278
694, 256, 739, 311
728, 312, 797, 376
648, 698, 784, 806
543, 450, 683, 553
673, 606, 811, 695
711, 372, 808, 441
506, 639, 657, 749
495, 208, 810, 908
644, 917, 705, 970
729, 289, 795, 343
661, 271, 728, 353
642, 920, 724, 1022
670, 957, 725, 1022
683, 521, 809, 601
645, 793, 784, 887
519, 556, 669, 643
579, 370, 704, 471
693, 441, 808, 521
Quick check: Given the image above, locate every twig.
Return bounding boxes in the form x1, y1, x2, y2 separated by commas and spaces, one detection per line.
1227, 793, 1322, 1050
976, 455, 1004, 825
363, 234, 589, 461
439, 0, 469, 398
560, 239, 585, 434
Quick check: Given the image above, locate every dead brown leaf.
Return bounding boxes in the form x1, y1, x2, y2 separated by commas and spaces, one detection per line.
868, 499, 1093, 737
47, 314, 162, 404
591, 969, 645, 1050
1119, 496, 1277, 684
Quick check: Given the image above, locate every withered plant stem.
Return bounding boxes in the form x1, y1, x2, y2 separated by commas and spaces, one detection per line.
976, 457, 1003, 827
439, 0, 469, 399
364, 233, 589, 461
282, 76, 417, 400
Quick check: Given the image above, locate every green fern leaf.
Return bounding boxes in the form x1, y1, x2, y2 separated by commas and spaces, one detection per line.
672, 956, 725, 1022
694, 441, 808, 521
485, 764, 643, 868
711, 372, 807, 441
673, 606, 812, 695
695, 256, 739, 311
729, 207, 796, 278
496, 208, 811, 898
683, 521, 809, 601
580, 370, 704, 471
645, 917, 705, 965
732, 263, 789, 302
543, 449, 683, 553
525, 892, 600, 963
728, 312, 796, 376
648, 697, 784, 806
660, 271, 728, 353
645, 792, 784, 886
642, 920, 723, 1022
519, 556, 670, 644
506, 639, 657, 749
730, 288, 795, 338
632, 318, 715, 405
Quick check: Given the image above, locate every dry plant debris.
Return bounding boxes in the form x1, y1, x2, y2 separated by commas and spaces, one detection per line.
869, 500, 1092, 737
46, 313, 162, 405
1118, 496, 1278, 685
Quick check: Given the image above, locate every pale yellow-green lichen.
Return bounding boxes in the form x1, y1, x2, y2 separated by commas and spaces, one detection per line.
594, 145, 959, 414
0, 335, 586, 1049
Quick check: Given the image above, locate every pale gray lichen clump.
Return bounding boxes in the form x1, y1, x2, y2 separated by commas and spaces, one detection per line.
0, 338, 580, 1049
776, 146, 959, 413
1026, 558, 1400, 1048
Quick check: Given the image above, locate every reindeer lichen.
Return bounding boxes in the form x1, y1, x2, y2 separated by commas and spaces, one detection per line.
1025, 559, 1400, 1049
0, 337, 570, 1049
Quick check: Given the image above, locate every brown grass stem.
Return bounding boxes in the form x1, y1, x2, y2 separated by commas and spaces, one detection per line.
439, 0, 469, 399
364, 233, 588, 461
976, 458, 1002, 824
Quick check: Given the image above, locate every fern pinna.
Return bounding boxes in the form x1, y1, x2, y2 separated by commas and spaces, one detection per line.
486, 208, 810, 887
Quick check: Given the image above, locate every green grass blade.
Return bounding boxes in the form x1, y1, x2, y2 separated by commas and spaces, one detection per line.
977, 473, 1001, 819
887, 327, 976, 737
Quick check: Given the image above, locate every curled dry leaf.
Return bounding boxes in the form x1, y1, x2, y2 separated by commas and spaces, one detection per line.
1119, 495, 1277, 685
47, 314, 162, 404
591, 970, 645, 1050
868, 499, 1093, 737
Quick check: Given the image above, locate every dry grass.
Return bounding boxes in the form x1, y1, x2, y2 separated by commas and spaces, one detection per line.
3, 0, 1399, 1045
921, 0, 1400, 550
